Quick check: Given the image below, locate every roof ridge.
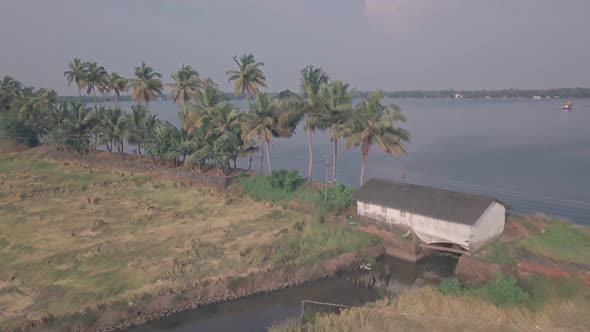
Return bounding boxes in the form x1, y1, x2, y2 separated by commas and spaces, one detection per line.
367, 178, 498, 201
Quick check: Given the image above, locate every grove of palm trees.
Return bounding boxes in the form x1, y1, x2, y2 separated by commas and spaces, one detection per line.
0, 54, 410, 185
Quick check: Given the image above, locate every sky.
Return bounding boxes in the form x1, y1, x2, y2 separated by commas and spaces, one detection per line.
1, 0, 589, 95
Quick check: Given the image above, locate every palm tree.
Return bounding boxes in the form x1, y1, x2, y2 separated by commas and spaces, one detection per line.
84, 62, 108, 107
95, 107, 129, 153
341, 91, 410, 186
320, 81, 353, 182
279, 66, 329, 182
128, 61, 163, 111
106, 72, 127, 107
18, 88, 58, 136
180, 84, 226, 134
226, 53, 267, 100
242, 94, 280, 173
169, 65, 202, 106
126, 105, 154, 156
0, 76, 24, 118
64, 58, 88, 101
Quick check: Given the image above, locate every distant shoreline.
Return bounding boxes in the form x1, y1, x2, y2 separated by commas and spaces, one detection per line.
59, 87, 590, 102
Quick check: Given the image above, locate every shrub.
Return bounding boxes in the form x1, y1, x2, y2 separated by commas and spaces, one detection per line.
439, 278, 463, 295
326, 183, 355, 209
480, 275, 529, 307
269, 169, 303, 192
0, 113, 39, 146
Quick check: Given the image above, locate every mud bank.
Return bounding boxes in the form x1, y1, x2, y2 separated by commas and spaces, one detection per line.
18, 246, 384, 332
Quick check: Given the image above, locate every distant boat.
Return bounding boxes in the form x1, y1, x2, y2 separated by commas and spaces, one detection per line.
562, 100, 573, 111
533, 96, 542, 100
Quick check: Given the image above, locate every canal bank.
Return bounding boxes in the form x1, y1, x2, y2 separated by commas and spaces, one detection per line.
127, 256, 458, 332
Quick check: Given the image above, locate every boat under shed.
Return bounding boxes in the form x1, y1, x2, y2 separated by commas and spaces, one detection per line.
352, 179, 509, 253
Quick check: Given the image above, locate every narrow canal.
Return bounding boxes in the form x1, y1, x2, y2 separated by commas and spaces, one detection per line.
128, 256, 457, 332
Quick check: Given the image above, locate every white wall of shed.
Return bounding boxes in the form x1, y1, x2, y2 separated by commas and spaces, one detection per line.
356, 201, 472, 249
470, 202, 506, 252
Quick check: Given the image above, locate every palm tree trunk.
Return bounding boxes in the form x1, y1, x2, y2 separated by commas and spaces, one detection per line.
145, 101, 150, 112
332, 139, 338, 183
115, 94, 120, 108
307, 129, 313, 183
248, 155, 253, 172
360, 141, 370, 186
259, 143, 264, 174
138, 144, 142, 157
266, 141, 272, 173
93, 87, 97, 107
120, 140, 124, 153
77, 88, 82, 102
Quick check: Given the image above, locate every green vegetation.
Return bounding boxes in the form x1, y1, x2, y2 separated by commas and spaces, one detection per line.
240, 172, 356, 214
0, 153, 377, 328
485, 240, 514, 265
439, 277, 462, 295
520, 219, 590, 265
439, 275, 529, 307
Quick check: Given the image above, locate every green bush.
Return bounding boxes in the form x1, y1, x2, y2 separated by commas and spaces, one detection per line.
0, 113, 39, 146
480, 275, 529, 307
270, 169, 303, 192
326, 183, 355, 209
439, 278, 463, 295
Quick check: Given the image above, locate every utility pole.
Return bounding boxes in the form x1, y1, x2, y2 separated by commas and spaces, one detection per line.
322, 154, 332, 205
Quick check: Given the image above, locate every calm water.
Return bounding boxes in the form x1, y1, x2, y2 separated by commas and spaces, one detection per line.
128, 256, 457, 332
113, 98, 590, 224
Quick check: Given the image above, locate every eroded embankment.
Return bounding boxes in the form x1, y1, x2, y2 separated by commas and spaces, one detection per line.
19, 246, 383, 332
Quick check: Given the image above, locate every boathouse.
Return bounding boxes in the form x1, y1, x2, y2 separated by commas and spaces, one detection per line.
352, 179, 507, 253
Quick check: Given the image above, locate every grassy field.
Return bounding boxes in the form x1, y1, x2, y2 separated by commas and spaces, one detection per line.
0, 149, 378, 328
516, 215, 590, 265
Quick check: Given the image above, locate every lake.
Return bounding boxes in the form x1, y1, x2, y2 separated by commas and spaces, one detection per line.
113, 98, 590, 224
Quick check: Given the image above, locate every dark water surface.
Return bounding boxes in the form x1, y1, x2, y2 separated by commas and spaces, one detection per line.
128, 256, 456, 332
113, 98, 590, 224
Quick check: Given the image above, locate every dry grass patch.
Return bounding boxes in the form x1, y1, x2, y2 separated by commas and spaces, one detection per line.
271, 286, 590, 332
0, 153, 377, 329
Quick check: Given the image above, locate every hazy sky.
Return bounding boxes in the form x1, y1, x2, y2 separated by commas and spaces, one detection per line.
1, 0, 589, 95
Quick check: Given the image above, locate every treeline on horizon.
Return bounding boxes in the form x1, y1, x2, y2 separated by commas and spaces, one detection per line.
59, 87, 590, 102
0, 55, 410, 186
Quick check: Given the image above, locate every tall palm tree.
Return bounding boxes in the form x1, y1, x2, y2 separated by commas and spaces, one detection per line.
105, 72, 127, 107
242, 94, 280, 173
320, 80, 354, 182
341, 91, 410, 186
84, 62, 108, 107
279, 66, 329, 182
169, 65, 202, 107
128, 61, 163, 111
226, 53, 267, 100
64, 58, 88, 101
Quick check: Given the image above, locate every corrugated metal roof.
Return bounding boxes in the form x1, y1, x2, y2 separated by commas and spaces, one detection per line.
352, 178, 504, 226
